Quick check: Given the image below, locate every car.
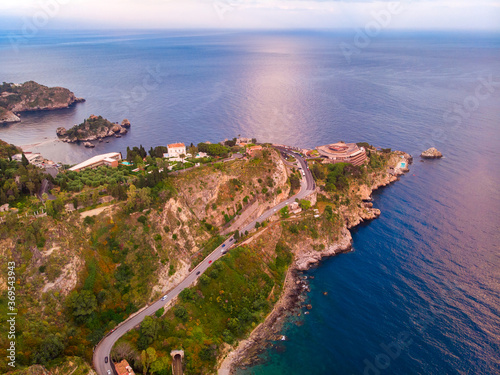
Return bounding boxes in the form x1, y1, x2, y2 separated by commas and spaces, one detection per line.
105, 357, 108, 363
221, 250, 227, 255
222, 244, 225, 248
161, 295, 168, 301
229, 238, 233, 242
107, 370, 111, 375
196, 271, 200, 275
208, 260, 212, 264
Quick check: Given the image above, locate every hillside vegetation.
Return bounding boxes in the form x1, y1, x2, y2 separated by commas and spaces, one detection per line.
0, 139, 408, 375
0, 81, 83, 116
0, 143, 288, 373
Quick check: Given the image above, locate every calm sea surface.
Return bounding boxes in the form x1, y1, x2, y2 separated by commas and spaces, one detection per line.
0, 30, 499, 374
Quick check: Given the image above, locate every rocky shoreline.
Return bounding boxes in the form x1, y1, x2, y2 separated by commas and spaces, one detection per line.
219, 152, 412, 374
57, 117, 130, 145
0, 81, 85, 124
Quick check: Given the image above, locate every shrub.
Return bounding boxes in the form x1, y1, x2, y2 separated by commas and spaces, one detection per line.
83, 216, 95, 226
155, 307, 164, 318
174, 305, 188, 321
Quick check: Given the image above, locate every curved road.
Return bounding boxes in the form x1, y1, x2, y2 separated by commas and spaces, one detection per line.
93, 148, 315, 375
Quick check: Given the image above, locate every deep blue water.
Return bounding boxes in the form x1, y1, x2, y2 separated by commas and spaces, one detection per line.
0, 30, 499, 374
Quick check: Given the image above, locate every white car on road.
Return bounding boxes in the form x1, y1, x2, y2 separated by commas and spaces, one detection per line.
161, 295, 168, 301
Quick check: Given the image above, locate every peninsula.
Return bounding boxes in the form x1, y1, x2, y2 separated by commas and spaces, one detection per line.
56, 115, 130, 146
0, 81, 85, 124
0, 139, 410, 375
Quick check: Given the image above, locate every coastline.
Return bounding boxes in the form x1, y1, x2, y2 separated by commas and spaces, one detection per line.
218, 152, 411, 374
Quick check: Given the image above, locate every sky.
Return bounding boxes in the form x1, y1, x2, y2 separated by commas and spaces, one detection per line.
0, 0, 499, 31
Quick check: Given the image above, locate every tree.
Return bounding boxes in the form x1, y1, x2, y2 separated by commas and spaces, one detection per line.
174, 305, 188, 321
324, 205, 334, 221
138, 316, 159, 349
21, 153, 29, 166
279, 206, 289, 218
150, 356, 170, 375
111, 341, 137, 363
141, 347, 157, 375
33, 334, 64, 365
67, 290, 97, 324
179, 288, 194, 302
299, 199, 311, 210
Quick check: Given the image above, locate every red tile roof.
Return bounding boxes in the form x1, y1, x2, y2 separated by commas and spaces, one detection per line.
168, 143, 185, 148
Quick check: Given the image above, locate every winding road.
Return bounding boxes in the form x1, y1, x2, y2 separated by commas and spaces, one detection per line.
93, 148, 315, 375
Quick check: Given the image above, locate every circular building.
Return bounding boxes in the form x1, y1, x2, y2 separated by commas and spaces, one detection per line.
316, 142, 367, 166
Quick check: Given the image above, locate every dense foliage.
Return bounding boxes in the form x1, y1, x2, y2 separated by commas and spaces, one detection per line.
64, 116, 116, 140
197, 143, 229, 157
0, 144, 49, 205
122, 240, 292, 374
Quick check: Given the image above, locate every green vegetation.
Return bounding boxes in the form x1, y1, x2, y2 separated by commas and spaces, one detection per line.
122, 239, 292, 373
197, 142, 230, 157
0, 81, 81, 114
0, 141, 49, 206
63, 115, 116, 140
0, 136, 402, 374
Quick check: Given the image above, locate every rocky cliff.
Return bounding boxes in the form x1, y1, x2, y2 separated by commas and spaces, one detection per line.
56, 115, 129, 144
0, 107, 20, 124
0, 81, 84, 124
421, 147, 443, 159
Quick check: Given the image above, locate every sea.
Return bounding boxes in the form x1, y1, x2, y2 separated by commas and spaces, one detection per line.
0, 30, 499, 374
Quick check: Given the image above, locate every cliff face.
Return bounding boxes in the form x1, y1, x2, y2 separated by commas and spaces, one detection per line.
57, 115, 129, 143
0, 107, 20, 124
0, 81, 84, 123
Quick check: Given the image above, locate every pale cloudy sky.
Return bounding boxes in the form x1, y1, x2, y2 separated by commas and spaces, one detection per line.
0, 0, 499, 31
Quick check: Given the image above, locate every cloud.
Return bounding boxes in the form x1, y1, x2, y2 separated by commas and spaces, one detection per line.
0, 0, 499, 30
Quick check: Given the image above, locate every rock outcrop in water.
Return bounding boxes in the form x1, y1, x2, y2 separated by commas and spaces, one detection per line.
0, 81, 85, 124
57, 115, 130, 145
0, 107, 20, 124
421, 147, 443, 159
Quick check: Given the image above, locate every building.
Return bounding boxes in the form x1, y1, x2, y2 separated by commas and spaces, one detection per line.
236, 137, 252, 146
246, 145, 263, 156
13, 152, 43, 164
167, 143, 186, 158
114, 359, 136, 375
69, 152, 122, 172
316, 142, 367, 166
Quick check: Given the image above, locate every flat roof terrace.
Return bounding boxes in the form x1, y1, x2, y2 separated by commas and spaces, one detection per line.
316, 142, 361, 158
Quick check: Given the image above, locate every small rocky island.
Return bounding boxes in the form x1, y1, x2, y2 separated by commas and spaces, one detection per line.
421, 147, 443, 159
57, 115, 130, 146
0, 81, 85, 124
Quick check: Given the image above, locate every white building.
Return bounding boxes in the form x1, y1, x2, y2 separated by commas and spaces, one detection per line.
167, 143, 186, 158
69, 152, 122, 172
13, 152, 43, 164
